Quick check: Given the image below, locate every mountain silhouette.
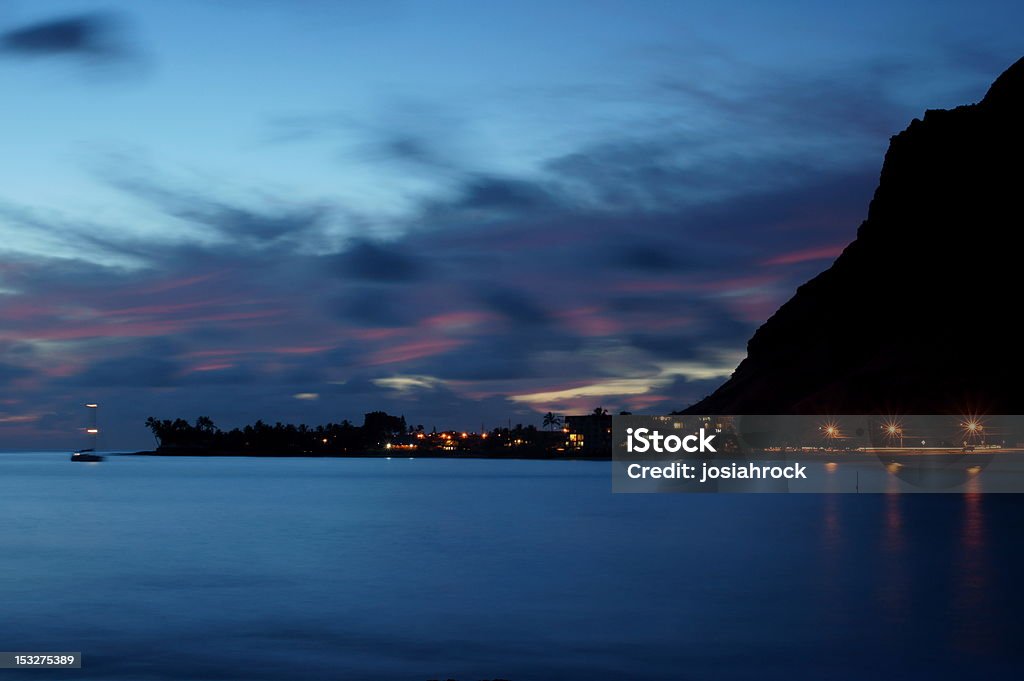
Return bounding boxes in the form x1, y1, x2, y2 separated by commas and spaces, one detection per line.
685, 57, 1024, 415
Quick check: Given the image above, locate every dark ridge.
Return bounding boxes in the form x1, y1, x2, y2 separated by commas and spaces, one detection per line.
684, 57, 1024, 415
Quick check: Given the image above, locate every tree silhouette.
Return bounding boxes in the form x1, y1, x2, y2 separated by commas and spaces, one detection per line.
542, 412, 563, 431
141, 408, 612, 458
195, 415, 217, 434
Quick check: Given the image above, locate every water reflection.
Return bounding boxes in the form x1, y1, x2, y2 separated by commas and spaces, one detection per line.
878, 492, 909, 626
953, 486, 992, 654
823, 461, 839, 494
885, 462, 903, 493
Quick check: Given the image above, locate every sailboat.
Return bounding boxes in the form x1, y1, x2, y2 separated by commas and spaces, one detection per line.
71, 403, 105, 462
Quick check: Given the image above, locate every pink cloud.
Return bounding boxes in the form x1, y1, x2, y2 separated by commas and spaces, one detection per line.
557, 307, 622, 336
615, 274, 780, 295
0, 319, 186, 342
366, 338, 466, 365
0, 309, 282, 343
102, 299, 232, 317
420, 311, 495, 331
0, 300, 60, 321
0, 413, 40, 424
138, 272, 221, 295
762, 243, 847, 266
351, 328, 406, 341
274, 344, 336, 355
39, 363, 83, 378
624, 394, 672, 410
183, 362, 236, 373
184, 343, 334, 360
724, 293, 784, 324
184, 349, 245, 359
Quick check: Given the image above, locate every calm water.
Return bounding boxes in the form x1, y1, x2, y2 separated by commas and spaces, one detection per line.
1, 452, 1023, 680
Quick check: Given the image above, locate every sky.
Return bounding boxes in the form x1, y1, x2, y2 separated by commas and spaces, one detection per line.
1, 0, 1022, 448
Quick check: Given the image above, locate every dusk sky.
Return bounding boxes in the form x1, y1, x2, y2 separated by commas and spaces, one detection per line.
1, 1, 1022, 448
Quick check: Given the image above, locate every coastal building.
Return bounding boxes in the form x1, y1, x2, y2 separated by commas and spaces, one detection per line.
564, 412, 613, 456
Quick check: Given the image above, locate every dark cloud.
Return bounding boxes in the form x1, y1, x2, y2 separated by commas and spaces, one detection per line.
69, 355, 180, 388
107, 176, 330, 248
421, 327, 583, 382
185, 204, 328, 243
0, 13, 130, 62
380, 135, 451, 169
332, 239, 425, 282
477, 287, 550, 326
334, 291, 413, 327
626, 313, 753, 363
179, 364, 260, 387
429, 351, 534, 382
612, 244, 691, 273
0, 361, 30, 385
456, 176, 554, 212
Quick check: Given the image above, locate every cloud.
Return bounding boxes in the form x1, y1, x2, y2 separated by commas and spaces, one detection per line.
508, 353, 741, 407
68, 355, 180, 388
365, 338, 466, 366
334, 291, 414, 327
332, 239, 425, 282
107, 175, 332, 250
373, 375, 445, 394
0, 361, 30, 386
477, 287, 550, 326
0, 13, 136, 64
762, 243, 848, 267
8, 46, 1007, 447
612, 243, 695, 273
1, 120, 879, 448
455, 176, 554, 212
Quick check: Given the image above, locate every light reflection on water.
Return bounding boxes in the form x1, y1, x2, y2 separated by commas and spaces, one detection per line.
878, 491, 908, 628
0, 452, 1022, 680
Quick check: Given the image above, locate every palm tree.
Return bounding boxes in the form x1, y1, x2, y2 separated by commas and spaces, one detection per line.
542, 412, 563, 431
194, 415, 217, 434
592, 406, 609, 417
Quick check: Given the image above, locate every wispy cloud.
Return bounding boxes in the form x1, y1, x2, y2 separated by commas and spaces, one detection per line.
762, 243, 848, 267
1, 14, 117, 57
0, 12, 144, 72
509, 353, 742, 407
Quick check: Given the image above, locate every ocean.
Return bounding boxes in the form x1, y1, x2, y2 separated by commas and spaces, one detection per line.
1, 452, 1021, 680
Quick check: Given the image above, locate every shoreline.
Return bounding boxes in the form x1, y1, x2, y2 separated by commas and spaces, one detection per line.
125, 450, 612, 462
